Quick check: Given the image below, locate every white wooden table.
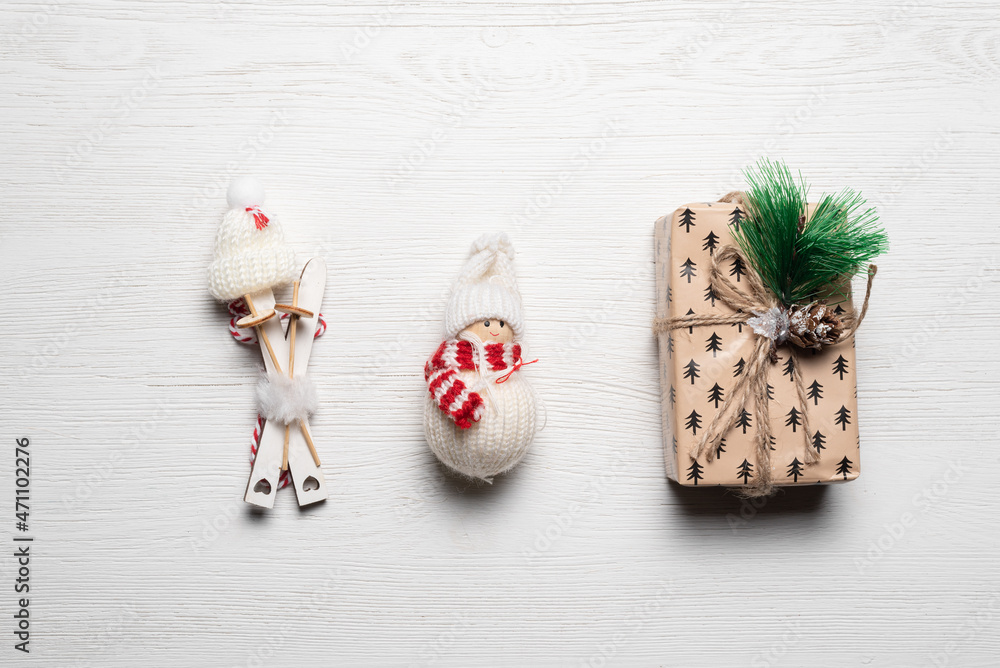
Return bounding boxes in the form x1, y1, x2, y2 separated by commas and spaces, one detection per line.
2, 1, 998, 666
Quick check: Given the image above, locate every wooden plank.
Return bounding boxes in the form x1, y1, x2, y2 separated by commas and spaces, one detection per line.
0, 0, 998, 665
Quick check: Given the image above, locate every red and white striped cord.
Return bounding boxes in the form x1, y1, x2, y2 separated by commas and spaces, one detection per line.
249, 414, 291, 489
227, 300, 327, 344
228, 299, 325, 490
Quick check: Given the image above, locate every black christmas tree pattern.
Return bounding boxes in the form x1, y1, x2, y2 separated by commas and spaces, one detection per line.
683, 359, 700, 384
704, 285, 717, 307
833, 355, 850, 380
736, 458, 753, 484
782, 355, 795, 381
706, 332, 723, 357
680, 258, 697, 283
812, 430, 826, 451
708, 383, 725, 408
835, 405, 852, 430
787, 457, 805, 482
715, 438, 726, 459
679, 208, 696, 232
807, 379, 823, 405
785, 406, 803, 432
728, 207, 744, 232
702, 230, 720, 255
735, 408, 752, 433
687, 459, 704, 485
729, 255, 746, 282
685, 409, 703, 435
659, 204, 862, 487
836, 456, 853, 480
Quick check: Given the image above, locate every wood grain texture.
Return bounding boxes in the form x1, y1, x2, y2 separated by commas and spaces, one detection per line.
1, 1, 999, 666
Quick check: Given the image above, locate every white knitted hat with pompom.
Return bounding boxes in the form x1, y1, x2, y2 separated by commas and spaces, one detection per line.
208, 177, 297, 302
444, 232, 523, 338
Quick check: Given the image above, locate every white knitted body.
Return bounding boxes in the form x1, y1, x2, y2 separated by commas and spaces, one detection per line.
423, 370, 537, 481
208, 207, 297, 302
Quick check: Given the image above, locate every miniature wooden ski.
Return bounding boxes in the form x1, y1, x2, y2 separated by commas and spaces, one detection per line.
244, 259, 328, 508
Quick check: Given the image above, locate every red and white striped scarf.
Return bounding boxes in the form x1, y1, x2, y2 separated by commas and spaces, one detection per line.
424, 339, 525, 429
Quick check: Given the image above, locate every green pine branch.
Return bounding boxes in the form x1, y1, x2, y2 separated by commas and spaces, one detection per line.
731, 159, 888, 306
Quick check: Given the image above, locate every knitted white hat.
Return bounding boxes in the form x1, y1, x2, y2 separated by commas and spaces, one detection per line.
208, 177, 297, 302
444, 232, 523, 338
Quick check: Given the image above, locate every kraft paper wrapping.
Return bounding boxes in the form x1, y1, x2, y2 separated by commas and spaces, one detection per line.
654, 201, 861, 488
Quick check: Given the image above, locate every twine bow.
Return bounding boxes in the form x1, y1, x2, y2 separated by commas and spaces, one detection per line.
653, 242, 877, 497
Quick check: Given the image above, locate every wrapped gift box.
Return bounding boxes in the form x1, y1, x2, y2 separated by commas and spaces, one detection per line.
654, 200, 861, 488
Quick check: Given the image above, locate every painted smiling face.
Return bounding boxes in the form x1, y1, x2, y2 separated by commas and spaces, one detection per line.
461, 318, 515, 344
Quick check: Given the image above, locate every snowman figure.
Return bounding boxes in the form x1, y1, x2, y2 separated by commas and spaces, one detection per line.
423, 233, 538, 482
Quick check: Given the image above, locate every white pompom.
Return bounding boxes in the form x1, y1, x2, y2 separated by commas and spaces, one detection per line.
256, 374, 318, 424
227, 176, 266, 209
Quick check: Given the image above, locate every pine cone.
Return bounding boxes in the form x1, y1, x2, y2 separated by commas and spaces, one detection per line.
786, 302, 843, 349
